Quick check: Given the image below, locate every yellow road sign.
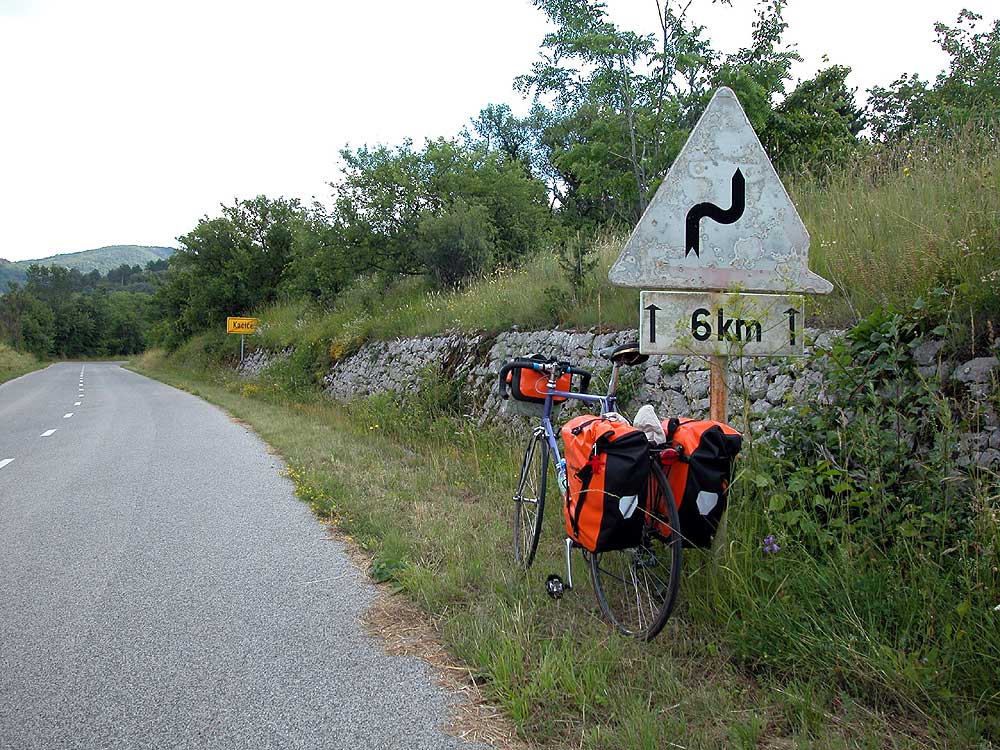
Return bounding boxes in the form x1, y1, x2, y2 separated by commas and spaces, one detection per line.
227, 317, 259, 334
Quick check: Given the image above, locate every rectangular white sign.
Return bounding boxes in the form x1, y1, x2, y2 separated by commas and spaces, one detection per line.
640, 291, 805, 357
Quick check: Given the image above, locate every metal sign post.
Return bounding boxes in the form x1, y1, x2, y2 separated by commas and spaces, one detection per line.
227, 317, 259, 364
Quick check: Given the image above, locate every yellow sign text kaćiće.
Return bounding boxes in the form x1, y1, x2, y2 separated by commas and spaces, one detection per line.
227, 317, 259, 334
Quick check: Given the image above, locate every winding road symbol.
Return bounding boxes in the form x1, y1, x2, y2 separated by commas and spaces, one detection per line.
684, 168, 746, 258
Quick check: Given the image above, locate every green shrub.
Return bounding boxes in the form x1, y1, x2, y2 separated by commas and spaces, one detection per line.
418, 201, 496, 289
701, 301, 1000, 737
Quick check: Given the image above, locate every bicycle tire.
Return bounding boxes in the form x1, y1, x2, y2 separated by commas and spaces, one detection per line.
512, 430, 548, 569
589, 460, 682, 640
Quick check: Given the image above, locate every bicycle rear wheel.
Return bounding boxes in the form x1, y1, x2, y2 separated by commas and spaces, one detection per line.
512, 430, 548, 569
589, 460, 682, 640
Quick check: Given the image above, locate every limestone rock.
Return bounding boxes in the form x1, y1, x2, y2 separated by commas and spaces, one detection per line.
912, 339, 946, 367
953, 357, 998, 384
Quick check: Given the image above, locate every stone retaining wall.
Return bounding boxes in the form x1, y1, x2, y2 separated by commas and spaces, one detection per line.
236, 327, 1000, 466
314, 329, 1000, 466
320, 327, 839, 433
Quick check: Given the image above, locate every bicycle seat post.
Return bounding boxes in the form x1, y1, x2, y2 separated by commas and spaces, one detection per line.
608, 361, 622, 399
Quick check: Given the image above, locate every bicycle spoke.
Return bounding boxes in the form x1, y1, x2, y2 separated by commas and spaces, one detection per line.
589, 461, 682, 640
512, 432, 548, 569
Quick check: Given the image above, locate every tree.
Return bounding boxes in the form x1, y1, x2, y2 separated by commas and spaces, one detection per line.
279, 206, 355, 305
154, 196, 302, 347
515, 0, 801, 224
0, 285, 54, 357
711, 0, 800, 133
25, 265, 88, 303
515, 0, 671, 223
867, 10, 1000, 140
333, 140, 430, 279
468, 103, 536, 170
52, 294, 103, 358
764, 65, 864, 172
417, 201, 496, 288
330, 138, 550, 286
102, 292, 151, 355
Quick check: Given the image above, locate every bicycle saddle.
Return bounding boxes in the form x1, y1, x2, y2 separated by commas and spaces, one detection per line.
597, 342, 649, 367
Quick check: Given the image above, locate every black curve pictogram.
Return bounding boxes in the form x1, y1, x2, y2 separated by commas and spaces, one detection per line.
685, 168, 746, 258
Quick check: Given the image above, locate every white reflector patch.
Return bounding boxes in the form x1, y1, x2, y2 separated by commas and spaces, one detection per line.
619, 494, 638, 519
696, 491, 719, 515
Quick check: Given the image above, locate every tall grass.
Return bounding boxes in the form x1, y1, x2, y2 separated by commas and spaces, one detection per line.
251, 230, 639, 358
793, 126, 1000, 327
0, 344, 42, 384
137, 127, 1000, 748
237, 127, 1000, 354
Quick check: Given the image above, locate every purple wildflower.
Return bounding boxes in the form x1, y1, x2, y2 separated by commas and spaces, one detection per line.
762, 535, 780, 554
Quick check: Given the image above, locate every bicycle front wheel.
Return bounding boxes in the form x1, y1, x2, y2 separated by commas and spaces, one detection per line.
512, 430, 548, 569
589, 460, 682, 640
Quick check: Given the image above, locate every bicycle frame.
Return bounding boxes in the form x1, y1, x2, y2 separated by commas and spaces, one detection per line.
530, 365, 624, 593
535, 366, 619, 466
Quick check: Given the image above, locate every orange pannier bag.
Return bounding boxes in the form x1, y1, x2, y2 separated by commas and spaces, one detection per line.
506, 356, 572, 404
656, 418, 743, 548
561, 414, 650, 553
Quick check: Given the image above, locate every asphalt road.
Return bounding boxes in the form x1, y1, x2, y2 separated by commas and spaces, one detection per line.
0, 363, 481, 750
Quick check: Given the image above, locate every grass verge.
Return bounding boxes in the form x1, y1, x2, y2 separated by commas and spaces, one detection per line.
0, 344, 43, 384
132, 350, 990, 750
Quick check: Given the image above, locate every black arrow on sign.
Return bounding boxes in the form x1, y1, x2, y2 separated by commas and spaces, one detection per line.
685, 168, 746, 258
785, 307, 798, 346
645, 304, 661, 343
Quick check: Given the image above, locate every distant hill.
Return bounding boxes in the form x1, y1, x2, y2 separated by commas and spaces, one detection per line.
0, 260, 27, 291
0, 246, 176, 293
11, 245, 176, 276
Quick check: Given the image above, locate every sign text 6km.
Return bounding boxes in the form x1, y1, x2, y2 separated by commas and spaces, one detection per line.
640, 291, 805, 358
226, 317, 259, 335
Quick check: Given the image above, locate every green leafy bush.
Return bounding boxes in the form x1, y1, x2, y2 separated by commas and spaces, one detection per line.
704, 302, 1000, 738
760, 301, 979, 554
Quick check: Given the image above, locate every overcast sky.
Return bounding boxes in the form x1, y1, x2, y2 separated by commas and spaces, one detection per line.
1, 0, 995, 261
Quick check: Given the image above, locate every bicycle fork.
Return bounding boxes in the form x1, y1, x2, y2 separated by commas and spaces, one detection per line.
546, 537, 576, 599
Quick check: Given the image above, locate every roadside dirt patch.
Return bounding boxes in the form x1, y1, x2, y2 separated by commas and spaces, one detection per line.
331, 527, 528, 750
364, 593, 528, 750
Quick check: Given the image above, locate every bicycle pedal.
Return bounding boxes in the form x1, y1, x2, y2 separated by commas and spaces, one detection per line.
545, 574, 566, 600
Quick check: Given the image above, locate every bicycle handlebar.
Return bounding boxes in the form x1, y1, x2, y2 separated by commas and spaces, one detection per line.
497, 359, 592, 399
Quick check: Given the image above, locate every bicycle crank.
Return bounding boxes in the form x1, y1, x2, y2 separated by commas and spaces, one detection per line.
545, 574, 567, 599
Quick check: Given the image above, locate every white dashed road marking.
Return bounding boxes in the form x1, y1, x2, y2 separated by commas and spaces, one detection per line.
63, 413, 73, 419
0, 459, 13, 470
40, 430, 56, 437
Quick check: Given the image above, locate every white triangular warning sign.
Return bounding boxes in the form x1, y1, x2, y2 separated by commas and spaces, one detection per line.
609, 87, 832, 294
